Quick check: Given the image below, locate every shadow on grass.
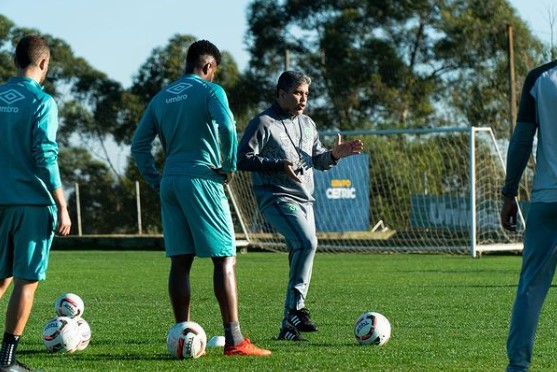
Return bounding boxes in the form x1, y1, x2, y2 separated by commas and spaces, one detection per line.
20, 349, 174, 362
399, 269, 516, 274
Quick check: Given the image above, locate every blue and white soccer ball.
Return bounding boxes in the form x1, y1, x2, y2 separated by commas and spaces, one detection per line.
42, 316, 81, 353
166, 321, 207, 359
354, 311, 391, 346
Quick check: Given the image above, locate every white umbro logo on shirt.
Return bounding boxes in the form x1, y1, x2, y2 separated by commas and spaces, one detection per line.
166, 83, 193, 95
165, 83, 193, 104
0, 89, 25, 105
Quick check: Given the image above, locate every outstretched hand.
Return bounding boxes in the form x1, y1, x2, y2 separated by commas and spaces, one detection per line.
332, 134, 364, 160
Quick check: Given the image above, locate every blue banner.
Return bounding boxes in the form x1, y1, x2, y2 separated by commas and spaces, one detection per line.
313, 154, 370, 232
409, 194, 502, 231
410, 194, 469, 229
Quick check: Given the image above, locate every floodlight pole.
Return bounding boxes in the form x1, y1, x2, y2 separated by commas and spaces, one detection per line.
136, 181, 143, 235
507, 24, 517, 138
75, 182, 82, 236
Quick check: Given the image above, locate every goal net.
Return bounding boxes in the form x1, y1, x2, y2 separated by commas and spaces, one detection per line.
227, 127, 526, 257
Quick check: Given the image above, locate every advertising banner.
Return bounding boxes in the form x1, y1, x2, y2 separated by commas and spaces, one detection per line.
313, 154, 370, 232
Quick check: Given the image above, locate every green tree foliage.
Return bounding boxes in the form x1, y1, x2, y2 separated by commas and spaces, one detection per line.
0, 16, 15, 82
244, 0, 545, 135
58, 148, 138, 234
124, 150, 162, 234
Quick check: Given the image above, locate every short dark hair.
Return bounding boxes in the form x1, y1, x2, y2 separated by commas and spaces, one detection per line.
184, 40, 222, 74
276, 71, 311, 97
14, 35, 50, 69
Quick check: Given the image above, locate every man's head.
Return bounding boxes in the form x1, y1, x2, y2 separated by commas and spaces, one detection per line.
276, 71, 311, 116
14, 35, 51, 84
184, 40, 221, 82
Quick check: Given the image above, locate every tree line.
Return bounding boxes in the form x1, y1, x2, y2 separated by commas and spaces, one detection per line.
0, 0, 552, 234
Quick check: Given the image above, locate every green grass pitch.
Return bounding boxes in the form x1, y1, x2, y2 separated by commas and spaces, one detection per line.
3, 250, 557, 371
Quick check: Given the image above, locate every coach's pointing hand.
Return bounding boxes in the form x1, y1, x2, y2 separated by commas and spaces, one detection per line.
332, 133, 363, 160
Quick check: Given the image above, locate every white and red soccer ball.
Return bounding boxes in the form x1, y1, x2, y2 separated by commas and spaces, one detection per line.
42, 316, 81, 353
55, 293, 84, 318
354, 311, 391, 346
166, 321, 207, 359
75, 317, 91, 351
43, 293, 91, 353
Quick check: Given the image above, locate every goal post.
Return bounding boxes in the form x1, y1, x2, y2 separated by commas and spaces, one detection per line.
228, 127, 526, 257
468, 127, 525, 256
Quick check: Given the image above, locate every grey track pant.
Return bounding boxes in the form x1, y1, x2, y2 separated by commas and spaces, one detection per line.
507, 202, 557, 372
262, 200, 318, 325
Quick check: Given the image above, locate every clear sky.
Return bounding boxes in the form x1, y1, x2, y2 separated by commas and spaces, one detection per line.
1, 0, 554, 88
0, 0, 253, 87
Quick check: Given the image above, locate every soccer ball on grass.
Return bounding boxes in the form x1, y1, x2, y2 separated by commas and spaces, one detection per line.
75, 317, 92, 351
55, 293, 85, 318
42, 316, 81, 353
166, 321, 207, 359
354, 311, 391, 346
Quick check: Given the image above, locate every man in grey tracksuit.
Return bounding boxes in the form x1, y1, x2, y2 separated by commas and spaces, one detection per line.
237, 71, 363, 341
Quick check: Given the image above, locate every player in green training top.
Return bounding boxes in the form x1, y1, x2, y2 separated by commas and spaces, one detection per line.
0, 35, 71, 372
131, 40, 270, 357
